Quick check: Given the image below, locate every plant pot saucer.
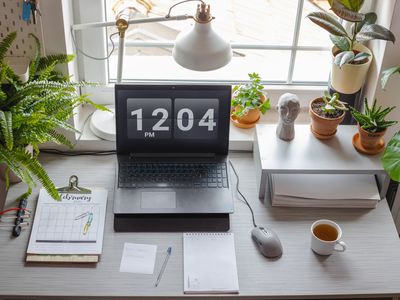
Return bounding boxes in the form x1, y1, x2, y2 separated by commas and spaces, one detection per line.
310, 125, 336, 140
352, 133, 385, 155
230, 114, 260, 129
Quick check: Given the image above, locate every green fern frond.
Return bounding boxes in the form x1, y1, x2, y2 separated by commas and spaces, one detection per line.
0, 32, 17, 61
13, 147, 60, 200
37, 54, 74, 72
0, 110, 13, 150
38, 61, 57, 81
49, 130, 74, 148
28, 33, 41, 80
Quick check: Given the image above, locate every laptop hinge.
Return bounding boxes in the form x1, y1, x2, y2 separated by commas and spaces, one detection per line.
129, 153, 216, 159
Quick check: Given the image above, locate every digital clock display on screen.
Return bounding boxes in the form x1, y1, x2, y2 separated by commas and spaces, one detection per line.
126, 98, 219, 140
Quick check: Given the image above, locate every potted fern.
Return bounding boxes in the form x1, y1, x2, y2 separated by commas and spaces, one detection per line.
230, 73, 270, 129
309, 90, 348, 139
350, 98, 397, 155
307, 0, 395, 94
0, 32, 105, 200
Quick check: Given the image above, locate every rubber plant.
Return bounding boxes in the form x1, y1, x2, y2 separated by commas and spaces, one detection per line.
307, 0, 395, 67
0, 31, 106, 200
381, 66, 400, 182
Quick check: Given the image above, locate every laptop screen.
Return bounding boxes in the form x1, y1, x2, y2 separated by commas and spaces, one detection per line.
115, 85, 231, 155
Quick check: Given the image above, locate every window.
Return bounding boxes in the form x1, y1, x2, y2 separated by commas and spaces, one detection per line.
74, 0, 333, 87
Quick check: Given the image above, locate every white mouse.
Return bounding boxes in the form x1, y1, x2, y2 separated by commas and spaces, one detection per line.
251, 226, 283, 258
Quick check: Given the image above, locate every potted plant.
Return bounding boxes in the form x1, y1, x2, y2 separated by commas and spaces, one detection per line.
381, 66, 400, 181
307, 0, 395, 94
230, 73, 270, 128
309, 90, 348, 139
0, 32, 105, 200
350, 98, 397, 154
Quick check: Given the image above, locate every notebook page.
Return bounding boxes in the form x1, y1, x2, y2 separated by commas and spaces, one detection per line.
183, 233, 239, 294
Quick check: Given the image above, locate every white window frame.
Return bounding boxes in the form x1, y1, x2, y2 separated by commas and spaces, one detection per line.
72, 0, 335, 107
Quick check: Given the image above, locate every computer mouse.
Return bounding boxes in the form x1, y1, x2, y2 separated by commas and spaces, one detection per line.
251, 226, 283, 258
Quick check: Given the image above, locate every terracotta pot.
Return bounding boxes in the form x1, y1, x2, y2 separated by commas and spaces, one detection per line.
358, 125, 386, 150
330, 43, 372, 94
309, 98, 345, 139
231, 94, 266, 127
0, 145, 33, 184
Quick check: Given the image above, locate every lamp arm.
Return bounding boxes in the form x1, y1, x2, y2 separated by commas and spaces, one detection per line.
71, 14, 192, 32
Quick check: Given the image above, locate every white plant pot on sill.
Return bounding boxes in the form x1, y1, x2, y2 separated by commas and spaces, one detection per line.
330, 43, 372, 94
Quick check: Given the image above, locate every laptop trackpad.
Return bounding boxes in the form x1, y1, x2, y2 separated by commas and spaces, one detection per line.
140, 192, 177, 209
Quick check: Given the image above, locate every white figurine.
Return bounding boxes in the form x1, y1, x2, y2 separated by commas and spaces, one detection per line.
276, 93, 300, 141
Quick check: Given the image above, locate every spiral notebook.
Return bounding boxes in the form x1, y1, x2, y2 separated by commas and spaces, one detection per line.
183, 232, 239, 294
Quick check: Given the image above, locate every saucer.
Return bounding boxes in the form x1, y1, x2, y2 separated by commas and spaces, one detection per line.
230, 115, 260, 129
352, 133, 385, 155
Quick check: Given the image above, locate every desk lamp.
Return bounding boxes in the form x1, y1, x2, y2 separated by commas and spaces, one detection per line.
71, 0, 232, 141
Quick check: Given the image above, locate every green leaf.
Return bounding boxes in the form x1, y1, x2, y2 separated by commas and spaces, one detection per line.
381, 66, 400, 89
353, 51, 370, 62
355, 12, 377, 33
382, 132, 400, 182
0, 32, 17, 61
307, 12, 348, 37
0, 110, 13, 150
330, 35, 351, 51
334, 51, 355, 67
28, 33, 42, 80
259, 98, 271, 114
330, 0, 364, 21
356, 24, 396, 43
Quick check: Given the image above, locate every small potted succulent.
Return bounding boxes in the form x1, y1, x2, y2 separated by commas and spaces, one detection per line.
230, 73, 270, 129
309, 90, 348, 139
350, 98, 397, 154
307, 0, 395, 94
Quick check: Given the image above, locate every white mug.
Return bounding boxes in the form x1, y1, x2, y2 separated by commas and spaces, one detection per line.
311, 219, 347, 255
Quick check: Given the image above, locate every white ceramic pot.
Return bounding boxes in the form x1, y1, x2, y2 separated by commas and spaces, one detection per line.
330, 43, 372, 94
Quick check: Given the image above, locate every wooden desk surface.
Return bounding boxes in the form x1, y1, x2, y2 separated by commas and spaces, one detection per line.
1, 153, 400, 299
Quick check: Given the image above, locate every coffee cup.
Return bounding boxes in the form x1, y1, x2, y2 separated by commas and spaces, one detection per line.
311, 219, 347, 255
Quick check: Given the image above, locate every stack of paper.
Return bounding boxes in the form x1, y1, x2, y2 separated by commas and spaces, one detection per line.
183, 232, 239, 294
270, 174, 380, 208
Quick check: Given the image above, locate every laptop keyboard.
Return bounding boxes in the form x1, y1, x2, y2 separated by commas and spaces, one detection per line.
118, 162, 228, 188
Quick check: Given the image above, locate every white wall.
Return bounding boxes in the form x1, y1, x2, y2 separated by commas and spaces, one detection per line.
372, 0, 400, 140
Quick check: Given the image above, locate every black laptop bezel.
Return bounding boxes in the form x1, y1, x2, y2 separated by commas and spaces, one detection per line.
115, 84, 231, 155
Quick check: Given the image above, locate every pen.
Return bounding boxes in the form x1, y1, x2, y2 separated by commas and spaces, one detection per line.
154, 246, 172, 287
83, 212, 93, 235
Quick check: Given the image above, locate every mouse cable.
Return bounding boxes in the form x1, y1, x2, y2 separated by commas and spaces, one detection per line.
229, 160, 257, 228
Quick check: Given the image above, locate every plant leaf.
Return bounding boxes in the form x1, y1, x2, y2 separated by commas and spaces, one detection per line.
307, 12, 348, 37
334, 51, 355, 67
382, 132, 400, 182
330, 35, 351, 51
355, 12, 377, 33
353, 51, 370, 62
356, 24, 396, 43
381, 66, 400, 89
330, 0, 364, 21
0, 110, 13, 150
0, 32, 17, 61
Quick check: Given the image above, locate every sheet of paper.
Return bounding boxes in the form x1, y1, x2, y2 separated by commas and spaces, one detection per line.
119, 243, 157, 274
183, 233, 239, 294
27, 188, 108, 255
272, 174, 380, 200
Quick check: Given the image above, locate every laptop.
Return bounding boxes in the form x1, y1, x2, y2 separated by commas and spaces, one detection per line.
113, 84, 233, 232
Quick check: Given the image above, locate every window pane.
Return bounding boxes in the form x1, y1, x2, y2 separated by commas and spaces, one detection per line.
109, 50, 291, 82
105, 0, 299, 45
292, 51, 330, 82
298, 0, 333, 47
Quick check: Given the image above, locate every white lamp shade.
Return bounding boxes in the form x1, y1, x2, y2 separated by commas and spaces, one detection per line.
173, 22, 232, 71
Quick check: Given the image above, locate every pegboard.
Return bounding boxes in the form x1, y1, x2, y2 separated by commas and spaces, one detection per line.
0, 0, 43, 57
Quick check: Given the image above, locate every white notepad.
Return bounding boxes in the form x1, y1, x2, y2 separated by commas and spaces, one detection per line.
183, 232, 239, 294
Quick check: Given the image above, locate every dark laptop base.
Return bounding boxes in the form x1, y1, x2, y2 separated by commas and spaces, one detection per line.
114, 213, 230, 232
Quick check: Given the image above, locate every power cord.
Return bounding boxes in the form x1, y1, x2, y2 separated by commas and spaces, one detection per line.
229, 160, 257, 228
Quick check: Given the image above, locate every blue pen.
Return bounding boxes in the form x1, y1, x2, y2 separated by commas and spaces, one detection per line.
155, 246, 172, 287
